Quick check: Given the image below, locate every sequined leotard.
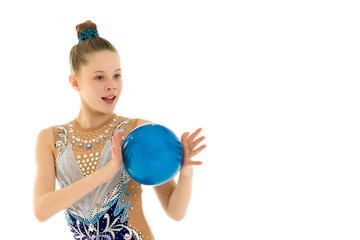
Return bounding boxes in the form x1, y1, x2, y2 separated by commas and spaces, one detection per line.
52, 114, 154, 240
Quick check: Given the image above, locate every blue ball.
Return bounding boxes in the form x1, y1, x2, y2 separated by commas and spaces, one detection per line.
122, 123, 183, 185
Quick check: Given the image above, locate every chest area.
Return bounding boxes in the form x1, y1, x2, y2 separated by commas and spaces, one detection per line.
55, 117, 131, 178
68, 124, 114, 177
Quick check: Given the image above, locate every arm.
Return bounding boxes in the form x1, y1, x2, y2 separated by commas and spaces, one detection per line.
154, 128, 206, 221
135, 119, 206, 220
154, 166, 194, 221
33, 127, 123, 222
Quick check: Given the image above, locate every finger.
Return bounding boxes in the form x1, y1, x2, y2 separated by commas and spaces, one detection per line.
111, 143, 115, 152
112, 137, 118, 156
189, 136, 205, 150
118, 132, 124, 154
186, 128, 203, 144
190, 144, 207, 158
116, 130, 121, 139
113, 131, 121, 144
112, 135, 117, 146
111, 144, 117, 158
181, 132, 190, 143
189, 160, 203, 166
113, 133, 121, 152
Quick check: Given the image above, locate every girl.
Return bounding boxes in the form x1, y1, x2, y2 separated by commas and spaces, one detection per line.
33, 20, 206, 240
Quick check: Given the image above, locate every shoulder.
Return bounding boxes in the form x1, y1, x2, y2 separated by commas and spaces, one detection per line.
133, 118, 152, 128
36, 126, 54, 145
37, 124, 69, 156
116, 115, 151, 128
36, 126, 57, 159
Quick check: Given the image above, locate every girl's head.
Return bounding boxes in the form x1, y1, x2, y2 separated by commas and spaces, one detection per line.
69, 20, 122, 115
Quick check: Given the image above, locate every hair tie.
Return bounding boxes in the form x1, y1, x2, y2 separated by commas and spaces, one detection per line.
78, 28, 99, 43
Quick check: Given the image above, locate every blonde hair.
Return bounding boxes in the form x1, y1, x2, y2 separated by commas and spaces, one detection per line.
69, 20, 117, 75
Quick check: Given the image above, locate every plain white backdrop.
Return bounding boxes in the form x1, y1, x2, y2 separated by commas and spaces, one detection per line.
1, 0, 359, 239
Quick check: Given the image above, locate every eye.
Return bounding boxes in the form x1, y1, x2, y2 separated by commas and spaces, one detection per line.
95, 76, 104, 80
114, 74, 121, 79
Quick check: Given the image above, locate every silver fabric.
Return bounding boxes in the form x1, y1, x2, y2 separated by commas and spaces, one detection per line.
55, 139, 130, 226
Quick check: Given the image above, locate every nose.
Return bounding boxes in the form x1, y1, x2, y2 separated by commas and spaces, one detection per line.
105, 80, 117, 91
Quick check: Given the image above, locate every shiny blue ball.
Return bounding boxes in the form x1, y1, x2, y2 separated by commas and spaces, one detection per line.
122, 123, 183, 186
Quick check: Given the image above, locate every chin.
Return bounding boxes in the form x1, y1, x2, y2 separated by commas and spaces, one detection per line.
92, 99, 119, 115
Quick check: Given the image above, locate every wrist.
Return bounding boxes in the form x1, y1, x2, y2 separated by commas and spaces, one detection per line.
180, 165, 193, 178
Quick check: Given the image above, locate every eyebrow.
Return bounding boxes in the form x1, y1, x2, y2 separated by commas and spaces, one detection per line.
92, 68, 121, 73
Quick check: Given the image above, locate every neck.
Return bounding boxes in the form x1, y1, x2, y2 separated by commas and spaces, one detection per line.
76, 108, 114, 129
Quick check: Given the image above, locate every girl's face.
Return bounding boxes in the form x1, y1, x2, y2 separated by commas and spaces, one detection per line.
72, 50, 122, 115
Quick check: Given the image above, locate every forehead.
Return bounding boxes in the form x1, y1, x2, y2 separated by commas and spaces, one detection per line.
82, 50, 121, 73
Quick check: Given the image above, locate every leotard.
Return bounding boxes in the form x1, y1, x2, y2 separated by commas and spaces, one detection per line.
52, 113, 154, 240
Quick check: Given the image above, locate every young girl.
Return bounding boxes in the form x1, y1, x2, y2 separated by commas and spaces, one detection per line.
33, 20, 206, 240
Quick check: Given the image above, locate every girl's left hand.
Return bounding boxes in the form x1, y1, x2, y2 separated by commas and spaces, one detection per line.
181, 128, 206, 169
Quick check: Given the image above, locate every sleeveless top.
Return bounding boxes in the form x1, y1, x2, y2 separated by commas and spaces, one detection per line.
52, 113, 154, 240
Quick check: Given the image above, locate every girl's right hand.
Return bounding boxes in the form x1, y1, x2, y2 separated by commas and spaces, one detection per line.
101, 131, 123, 183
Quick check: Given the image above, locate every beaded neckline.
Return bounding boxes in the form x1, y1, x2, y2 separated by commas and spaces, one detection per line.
71, 113, 118, 132
68, 113, 119, 150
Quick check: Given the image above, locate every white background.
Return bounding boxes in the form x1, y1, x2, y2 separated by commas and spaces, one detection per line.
0, 0, 359, 239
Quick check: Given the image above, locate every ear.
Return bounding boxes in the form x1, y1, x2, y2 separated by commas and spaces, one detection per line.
69, 74, 80, 91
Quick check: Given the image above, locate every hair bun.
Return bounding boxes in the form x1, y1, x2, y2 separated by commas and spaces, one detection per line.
70, 20, 117, 74
76, 20, 98, 42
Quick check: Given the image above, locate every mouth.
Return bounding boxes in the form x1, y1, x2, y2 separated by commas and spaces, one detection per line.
101, 96, 116, 104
